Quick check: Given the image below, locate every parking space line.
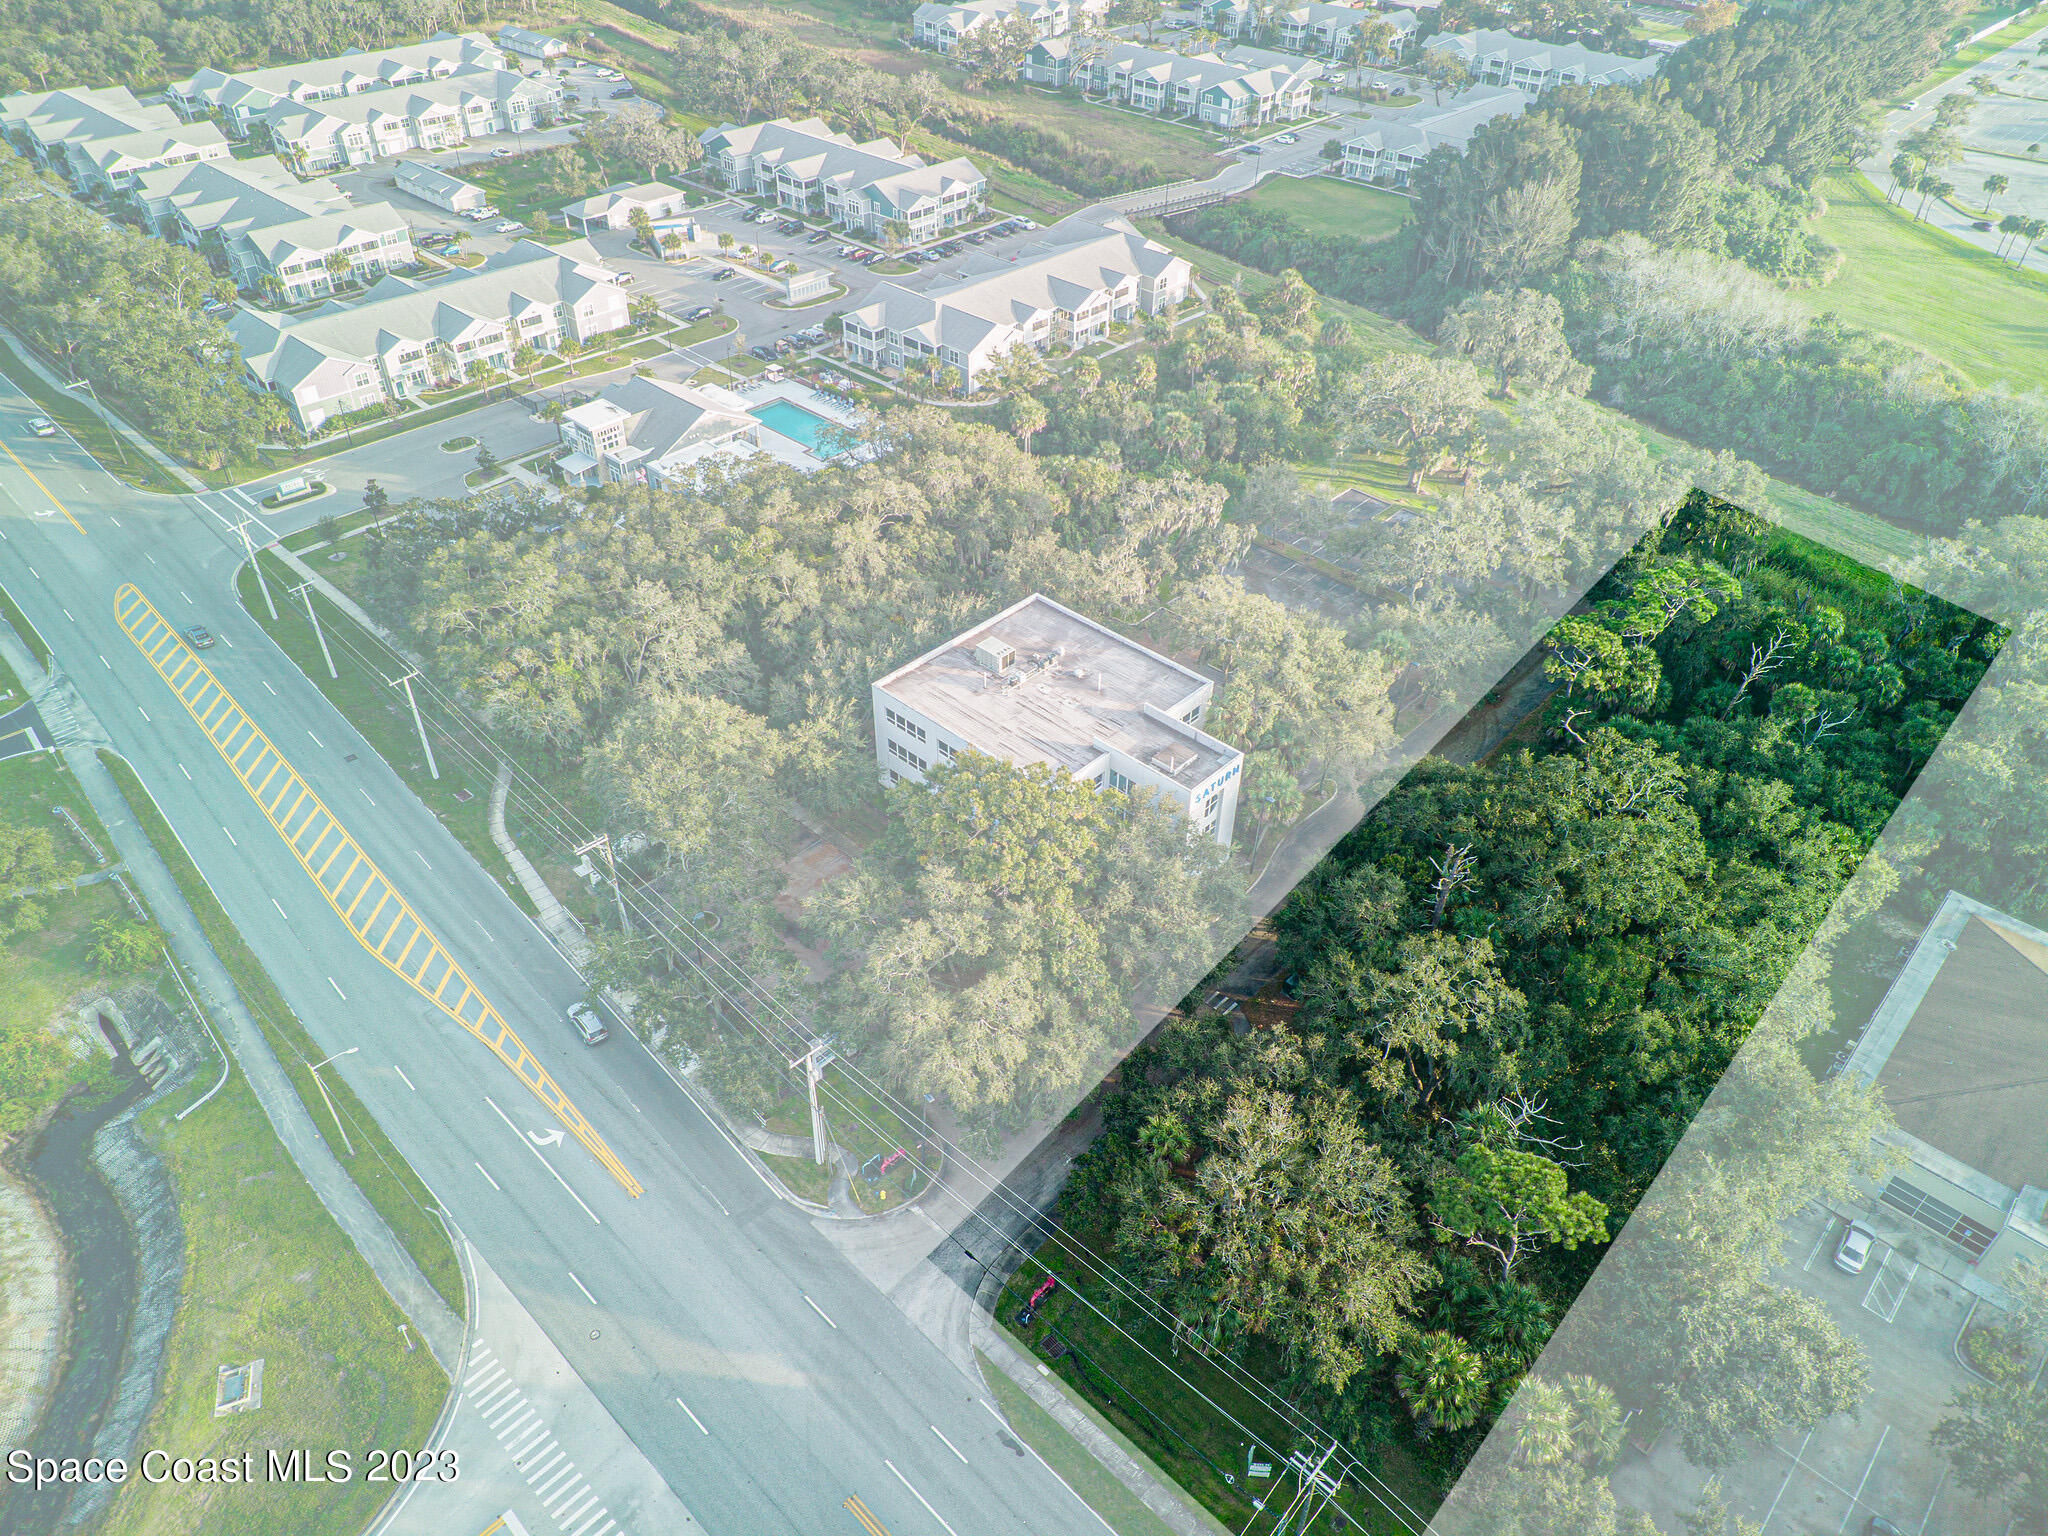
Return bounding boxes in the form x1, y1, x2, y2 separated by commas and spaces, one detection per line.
1837, 1425, 1889, 1533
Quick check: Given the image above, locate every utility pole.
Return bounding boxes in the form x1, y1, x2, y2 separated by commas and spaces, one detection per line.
1271, 1443, 1342, 1536
307, 1045, 359, 1156
64, 377, 128, 468
387, 669, 438, 779
291, 581, 336, 678
573, 832, 631, 934
789, 1038, 833, 1164
236, 514, 279, 621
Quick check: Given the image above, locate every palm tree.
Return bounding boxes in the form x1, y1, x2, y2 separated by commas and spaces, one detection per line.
1887, 152, 1921, 205
1397, 1332, 1489, 1436
323, 250, 354, 292
2016, 217, 2048, 271
1997, 211, 2027, 258
1983, 173, 2009, 218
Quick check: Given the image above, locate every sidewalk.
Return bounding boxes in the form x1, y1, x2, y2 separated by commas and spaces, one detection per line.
0, 627, 464, 1372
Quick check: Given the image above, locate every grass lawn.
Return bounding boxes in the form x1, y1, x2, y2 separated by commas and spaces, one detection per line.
100, 751, 466, 1318
1914, 3, 2048, 90
977, 1353, 1179, 1536
1246, 176, 1411, 243
0, 338, 187, 495
995, 1235, 1439, 1536
1802, 170, 2048, 391
95, 1065, 448, 1536
760, 1151, 832, 1204
0, 580, 51, 666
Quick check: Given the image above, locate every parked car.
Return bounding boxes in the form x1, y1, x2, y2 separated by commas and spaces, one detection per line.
1834, 1222, 1877, 1275
711, 265, 735, 280
609, 85, 636, 98
26, 415, 57, 438
182, 624, 215, 650
1242, 143, 1263, 155
493, 220, 522, 232
1972, 219, 1993, 230
806, 231, 830, 245
1274, 132, 1298, 144
567, 1003, 609, 1045
684, 304, 716, 320
492, 147, 516, 158
750, 344, 778, 360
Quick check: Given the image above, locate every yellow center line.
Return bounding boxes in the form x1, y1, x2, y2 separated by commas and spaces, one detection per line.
845, 1495, 892, 1536
113, 583, 641, 1198
0, 436, 85, 534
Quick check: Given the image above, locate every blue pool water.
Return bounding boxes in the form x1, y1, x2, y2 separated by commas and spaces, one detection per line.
750, 398, 847, 456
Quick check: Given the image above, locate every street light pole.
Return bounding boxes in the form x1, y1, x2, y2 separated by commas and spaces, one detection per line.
387, 669, 439, 779
236, 514, 279, 622
307, 1045, 359, 1156
65, 378, 129, 468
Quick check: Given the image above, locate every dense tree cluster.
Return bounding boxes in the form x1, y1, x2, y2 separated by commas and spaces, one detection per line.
1064, 505, 1996, 1474
0, 0, 493, 92
356, 411, 1390, 1123
0, 154, 284, 467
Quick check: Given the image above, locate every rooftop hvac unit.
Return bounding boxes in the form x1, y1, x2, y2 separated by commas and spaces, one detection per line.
973, 637, 1016, 674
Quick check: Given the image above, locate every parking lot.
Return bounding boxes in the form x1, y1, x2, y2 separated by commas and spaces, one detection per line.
1611, 1203, 2021, 1535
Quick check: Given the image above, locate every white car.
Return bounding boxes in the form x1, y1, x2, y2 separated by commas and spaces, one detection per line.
26, 416, 57, 438
493, 220, 522, 233
1834, 1222, 1877, 1275
1275, 133, 1298, 144
491, 147, 516, 159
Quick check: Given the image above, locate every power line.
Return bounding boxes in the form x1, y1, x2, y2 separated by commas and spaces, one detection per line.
257, 546, 1428, 1532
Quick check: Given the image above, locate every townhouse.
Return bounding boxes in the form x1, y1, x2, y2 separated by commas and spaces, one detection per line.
911, 0, 1096, 54
555, 376, 763, 489
1059, 41, 1318, 127
1204, 0, 1418, 62
497, 26, 570, 61
1421, 28, 1661, 95
170, 32, 507, 137
260, 66, 560, 171
840, 214, 1190, 391
1338, 84, 1526, 185
228, 238, 630, 432
698, 118, 985, 241
0, 85, 229, 194
392, 159, 490, 213
873, 593, 1244, 846
126, 157, 414, 300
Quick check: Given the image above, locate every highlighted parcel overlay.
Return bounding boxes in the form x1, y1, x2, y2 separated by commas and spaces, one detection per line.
115, 584, 641, 1198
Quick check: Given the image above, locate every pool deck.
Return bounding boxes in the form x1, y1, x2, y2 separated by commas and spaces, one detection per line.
728, 377, 867, 470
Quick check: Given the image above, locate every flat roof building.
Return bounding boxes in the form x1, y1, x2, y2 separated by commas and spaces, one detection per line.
873, 593, 1243, 845
1841, 891, 2048, 1299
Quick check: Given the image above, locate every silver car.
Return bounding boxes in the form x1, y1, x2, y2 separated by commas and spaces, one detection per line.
1834, 1221, 1876, 1274
567, 1002, 609, 1045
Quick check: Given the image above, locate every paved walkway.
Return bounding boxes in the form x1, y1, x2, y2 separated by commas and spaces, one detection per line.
489, 764, 590, 962
0, 627, 464, 1372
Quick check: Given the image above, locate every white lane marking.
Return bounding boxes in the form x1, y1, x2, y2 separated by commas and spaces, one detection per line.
487, 1396, 529, 1430
507, 1422, 548, 1458
977, 1400, 1117, 1534
359, 786, 375, 805
413, 849, 431, 869
569, 1511, 612, 1536
545, 1477, 589, 1514
26, 566, 35, 577
885, 1460, 961, 1536
62, 608, 72, 621
931, 1426, 968, 1465
137, 706, 150, 721
496, 1407, 537, 1440
524, 1447, 565, 1483
568, 1271, 597, 1305
803, 1294, 837, 1330
98, 653, 109, 668
468, 1362, 504, 1392
108, 516, 120, 527
178, 763, 190, 780
675, 1397, 709, 1435
262, 679, 276, 695
557, 1489, 601, 1526
308, 729, 324, 748
394, 1065, 415, 1091
222, 826, 237, 846
473, 1381, 515, 1414
328, 976, 345, 999
484, 1094, 600, 1225
272, 898, 287, 919
144, 553, 154, 565
534, 1462, 578, 1500
694, 1179, 729, 1217
475, 1161, 501, 1191
179, 589, 192, 603
476, 919, 494, 942
221, 636, 233, 648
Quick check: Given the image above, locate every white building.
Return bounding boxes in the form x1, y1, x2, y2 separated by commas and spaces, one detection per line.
911, 0, 1097, 54
170, 32, 507, 136
1421, 28, 1660, 96
498, 26, 570, 61
873, 593, 1243, 846
1840, 892, 2048, 1297
1046, 40, 1318, 127
228, 238, 630, 432
127, 158, 414, 301
260, 66, 560, 171
556, 376, 764, 488
1338, 84, 1527, 185
392, 159, 490, 213
0, 85, 230, 193
560, 180, 692, 233
699, 118, 985, 242
840, 214, 1190, 391
1204, 0, 1418, 62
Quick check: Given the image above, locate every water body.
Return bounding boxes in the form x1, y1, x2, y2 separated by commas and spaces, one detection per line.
0, 1069, 147, 1536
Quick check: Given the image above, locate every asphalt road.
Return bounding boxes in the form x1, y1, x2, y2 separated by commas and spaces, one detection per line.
0, 395, 1091, 1536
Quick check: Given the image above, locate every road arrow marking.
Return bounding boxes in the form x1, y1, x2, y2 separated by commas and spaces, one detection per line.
529, 1128, 565, 1147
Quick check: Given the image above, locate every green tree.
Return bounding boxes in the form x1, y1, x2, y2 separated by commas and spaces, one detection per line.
1436, 287, 1591, 399
1397, 1331, 1490, 1433
1429, 1143, 1609, 1276
87, 918, 158, 975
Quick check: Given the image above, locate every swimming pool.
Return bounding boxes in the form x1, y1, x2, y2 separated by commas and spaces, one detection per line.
750, 397, 848, 456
